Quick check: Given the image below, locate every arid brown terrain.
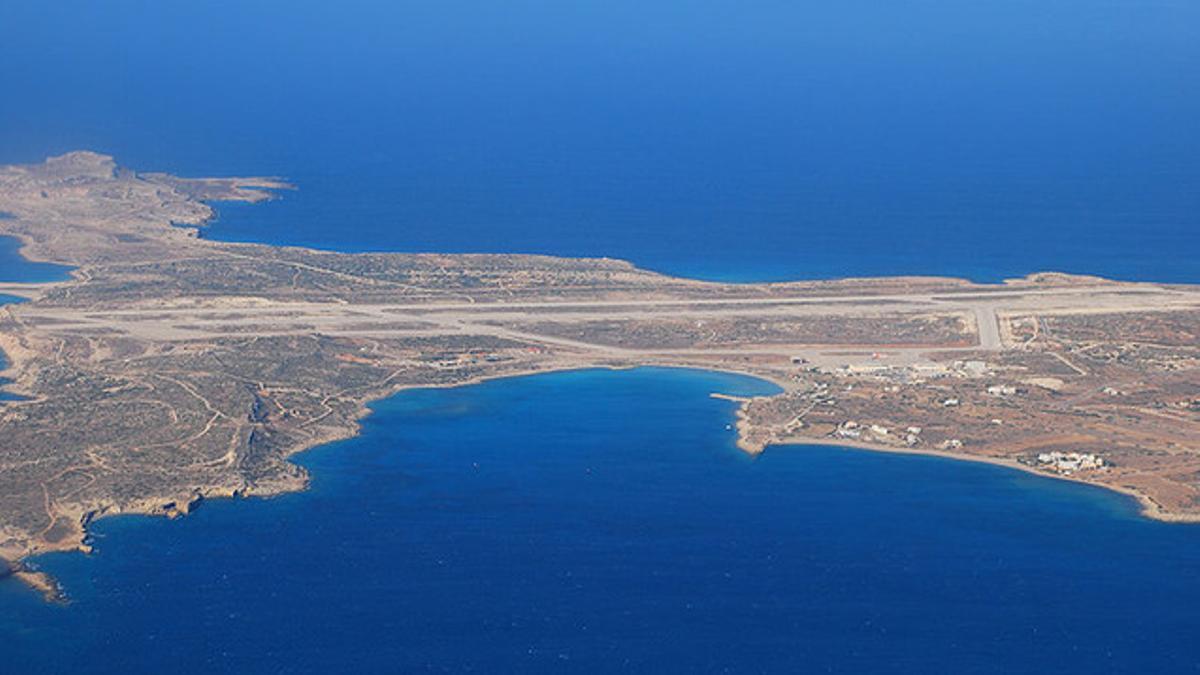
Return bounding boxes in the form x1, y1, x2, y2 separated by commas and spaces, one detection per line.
2, 152, 1198, 598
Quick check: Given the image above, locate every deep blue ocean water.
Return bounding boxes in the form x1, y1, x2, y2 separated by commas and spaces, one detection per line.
2, 368, 1199, 674
1, 0, 1197, 282
2, 1, 1200, 672
0, 237, 73, 284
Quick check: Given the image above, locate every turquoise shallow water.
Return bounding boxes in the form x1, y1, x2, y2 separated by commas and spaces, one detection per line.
2, 368, 1198, 674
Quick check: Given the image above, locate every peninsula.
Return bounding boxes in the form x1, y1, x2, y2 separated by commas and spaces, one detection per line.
2, 152, 1198, 598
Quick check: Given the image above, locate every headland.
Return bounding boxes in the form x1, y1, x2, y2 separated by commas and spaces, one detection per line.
1, 152, 1197, 599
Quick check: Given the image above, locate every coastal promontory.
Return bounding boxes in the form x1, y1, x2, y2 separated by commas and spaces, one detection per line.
2, 152, 1198, 597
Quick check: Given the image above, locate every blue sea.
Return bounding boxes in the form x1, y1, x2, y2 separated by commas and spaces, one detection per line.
1, 0, 1197, 283
0, 238, 72, 284
1, 0, 1200, 672
2, 368, 1199, 673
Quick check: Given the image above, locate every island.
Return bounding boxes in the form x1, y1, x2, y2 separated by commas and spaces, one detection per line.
2, 152, 1198, 599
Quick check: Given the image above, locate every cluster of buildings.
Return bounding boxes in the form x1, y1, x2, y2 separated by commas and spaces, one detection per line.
788, 381, 839, 409
1034, 451, 1106, 475
823, 359, 995, 383
432, 351, 512, 369
833, 421, 924, 447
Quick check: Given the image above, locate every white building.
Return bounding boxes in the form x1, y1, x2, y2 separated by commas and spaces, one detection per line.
1036, 451, 1105, 474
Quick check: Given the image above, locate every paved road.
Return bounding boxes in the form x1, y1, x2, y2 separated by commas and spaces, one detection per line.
7, 283, 1198, 359
973, 306, 1002, 350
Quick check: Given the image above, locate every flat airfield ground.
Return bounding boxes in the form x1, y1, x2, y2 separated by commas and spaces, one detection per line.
1, 152, 1197, 598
